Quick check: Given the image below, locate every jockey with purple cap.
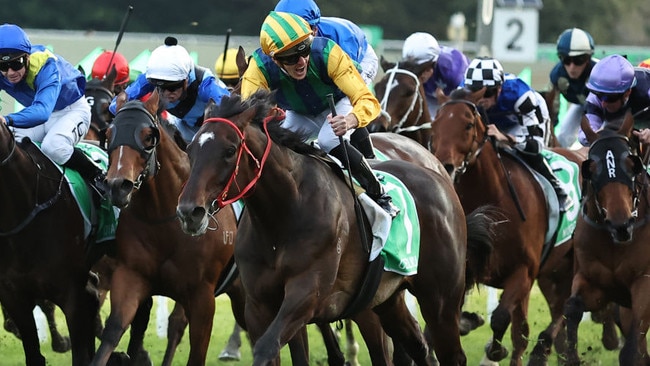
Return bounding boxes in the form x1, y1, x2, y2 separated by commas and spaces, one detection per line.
401, 32, 469, 117
579, 54, 650, 145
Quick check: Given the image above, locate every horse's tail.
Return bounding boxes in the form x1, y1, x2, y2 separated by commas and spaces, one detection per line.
464, 205, 497, 290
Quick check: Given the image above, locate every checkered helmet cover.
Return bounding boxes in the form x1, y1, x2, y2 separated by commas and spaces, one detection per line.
464, 57, 504, 89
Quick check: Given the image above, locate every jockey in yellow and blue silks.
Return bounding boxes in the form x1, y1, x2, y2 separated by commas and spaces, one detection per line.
109, 37, 230, 144
274, 0, 378, 86
241, 11, 399, 218
0, 23, 107, 199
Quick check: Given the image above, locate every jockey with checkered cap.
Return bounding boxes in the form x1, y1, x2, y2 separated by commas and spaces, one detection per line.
463, 57, 571, 211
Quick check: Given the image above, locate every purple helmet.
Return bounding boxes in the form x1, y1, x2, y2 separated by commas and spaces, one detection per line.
586, 54, 637, 94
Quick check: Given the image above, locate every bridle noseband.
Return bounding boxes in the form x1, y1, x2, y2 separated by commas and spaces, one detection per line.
438, 99, 489, 181
379, 64, 430, 134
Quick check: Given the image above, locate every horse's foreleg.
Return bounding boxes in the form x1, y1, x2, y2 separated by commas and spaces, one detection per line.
620, 281, 650, 365
161, 302, 188, 366
316, 322, 345, 366
185, 288, 216, 366
62, 281, 100, 366
218, 323, 243, 361
126, 297, 152, 366
287, 325, 310, 366
90, 270, 149, 366
2, 298, 45, 366
351, 309, 392, 366
36, 299, 71, 353
344, 319, 360, 366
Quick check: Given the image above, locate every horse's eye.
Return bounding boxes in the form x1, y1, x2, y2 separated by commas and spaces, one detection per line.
225, 146, 237, 158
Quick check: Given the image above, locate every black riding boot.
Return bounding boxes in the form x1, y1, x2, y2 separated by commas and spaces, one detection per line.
64, 147, 108, 203
521, 151, 572, 212
330, 141, 400, 218
350, 127, 376, 159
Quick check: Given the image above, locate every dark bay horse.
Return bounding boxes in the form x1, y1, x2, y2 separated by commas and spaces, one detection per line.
0, 124, 99, 365
429, 91, 587, 366
176, 90, 494, 365
90, 91, 241, 366
564, 113, 649, 365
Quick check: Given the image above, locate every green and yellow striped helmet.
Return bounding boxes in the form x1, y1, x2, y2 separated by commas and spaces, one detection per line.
260, 11, 313, 57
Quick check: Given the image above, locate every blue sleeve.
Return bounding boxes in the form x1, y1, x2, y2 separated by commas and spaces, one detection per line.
108, 73, 154, 114
8, 61, 61, 128
199, 74, 230, 105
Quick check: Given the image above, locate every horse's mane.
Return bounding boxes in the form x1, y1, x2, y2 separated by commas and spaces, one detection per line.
206, 90, 326, 157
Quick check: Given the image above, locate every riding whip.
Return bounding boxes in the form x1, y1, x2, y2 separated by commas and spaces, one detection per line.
219, 28, 232, 80
104, 5, 134, 79
327, 93, 370, 253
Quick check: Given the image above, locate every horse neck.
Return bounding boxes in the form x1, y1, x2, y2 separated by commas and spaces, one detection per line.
0, 135, 61, 228
456, 142, 509, 197
237, 130, 304, 221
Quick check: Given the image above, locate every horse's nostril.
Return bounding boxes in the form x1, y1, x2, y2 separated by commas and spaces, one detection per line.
443, 164, 454, 175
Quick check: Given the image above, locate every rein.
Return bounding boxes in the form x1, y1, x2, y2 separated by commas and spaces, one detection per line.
0, 134, 65, 236
203, 113, 275, 209
379, 64, 431, 134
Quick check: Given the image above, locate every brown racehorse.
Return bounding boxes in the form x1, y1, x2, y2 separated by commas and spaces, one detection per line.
0, 123, 99, 365
89, 91, 241, 366
367, 57, 433, 150
176, 90, 494, 365
429, 90, 588, 366
564, 113, 649, 365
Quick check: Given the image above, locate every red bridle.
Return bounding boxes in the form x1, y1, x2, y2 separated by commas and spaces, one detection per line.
201, 110, 283, 208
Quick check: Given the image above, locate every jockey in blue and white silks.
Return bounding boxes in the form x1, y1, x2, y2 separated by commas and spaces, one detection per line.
109, 37, 230, 143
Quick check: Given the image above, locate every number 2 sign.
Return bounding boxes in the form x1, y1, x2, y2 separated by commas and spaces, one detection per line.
492, 8, 538, 62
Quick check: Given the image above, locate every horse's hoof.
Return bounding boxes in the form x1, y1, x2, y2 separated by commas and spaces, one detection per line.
132, 349, 152, 366
107, 352, 130, 366
459, 311, 485, 335
51, 335, 71, 353
485, 340, 509, 362
218, 349, 241, 361
479, 354, 500, 366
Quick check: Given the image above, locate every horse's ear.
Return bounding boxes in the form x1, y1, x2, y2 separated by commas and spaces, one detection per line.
236, 46, 248, 78
115, 91, 127, 112
580, 115, 598, 144
105, 65, 117, 85
619, 111, 634, 137
436, 88, 449, 105
78, 65, 86, 76
630, 155, 644, 175
144, 89, 160, 116
380, 55, 394, 72
467, 87, 485, 104
581, 159, 593, 180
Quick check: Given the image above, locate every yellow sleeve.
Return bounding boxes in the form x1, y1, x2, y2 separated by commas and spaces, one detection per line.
240, 57, 270, 100
326, 45, 380, 128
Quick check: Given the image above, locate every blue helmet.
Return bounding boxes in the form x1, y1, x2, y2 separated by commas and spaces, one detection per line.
274, 0, 321, 26
0, 24, 32, 58
586, 55, 637, 94
556, 28, 594, 57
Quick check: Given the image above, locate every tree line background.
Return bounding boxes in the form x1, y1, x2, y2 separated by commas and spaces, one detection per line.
7, 0, 650, 46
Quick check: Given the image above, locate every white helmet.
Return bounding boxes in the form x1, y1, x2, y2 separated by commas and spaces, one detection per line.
402, 32, 440, 64
146, 37, 193, 82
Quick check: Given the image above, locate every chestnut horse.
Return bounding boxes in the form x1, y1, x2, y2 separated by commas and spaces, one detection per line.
564, 113, 649, 365
429, 91, 587, 366
176, 90, 495, 365
0, 123, 100, 365
90, 91, 241, 366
